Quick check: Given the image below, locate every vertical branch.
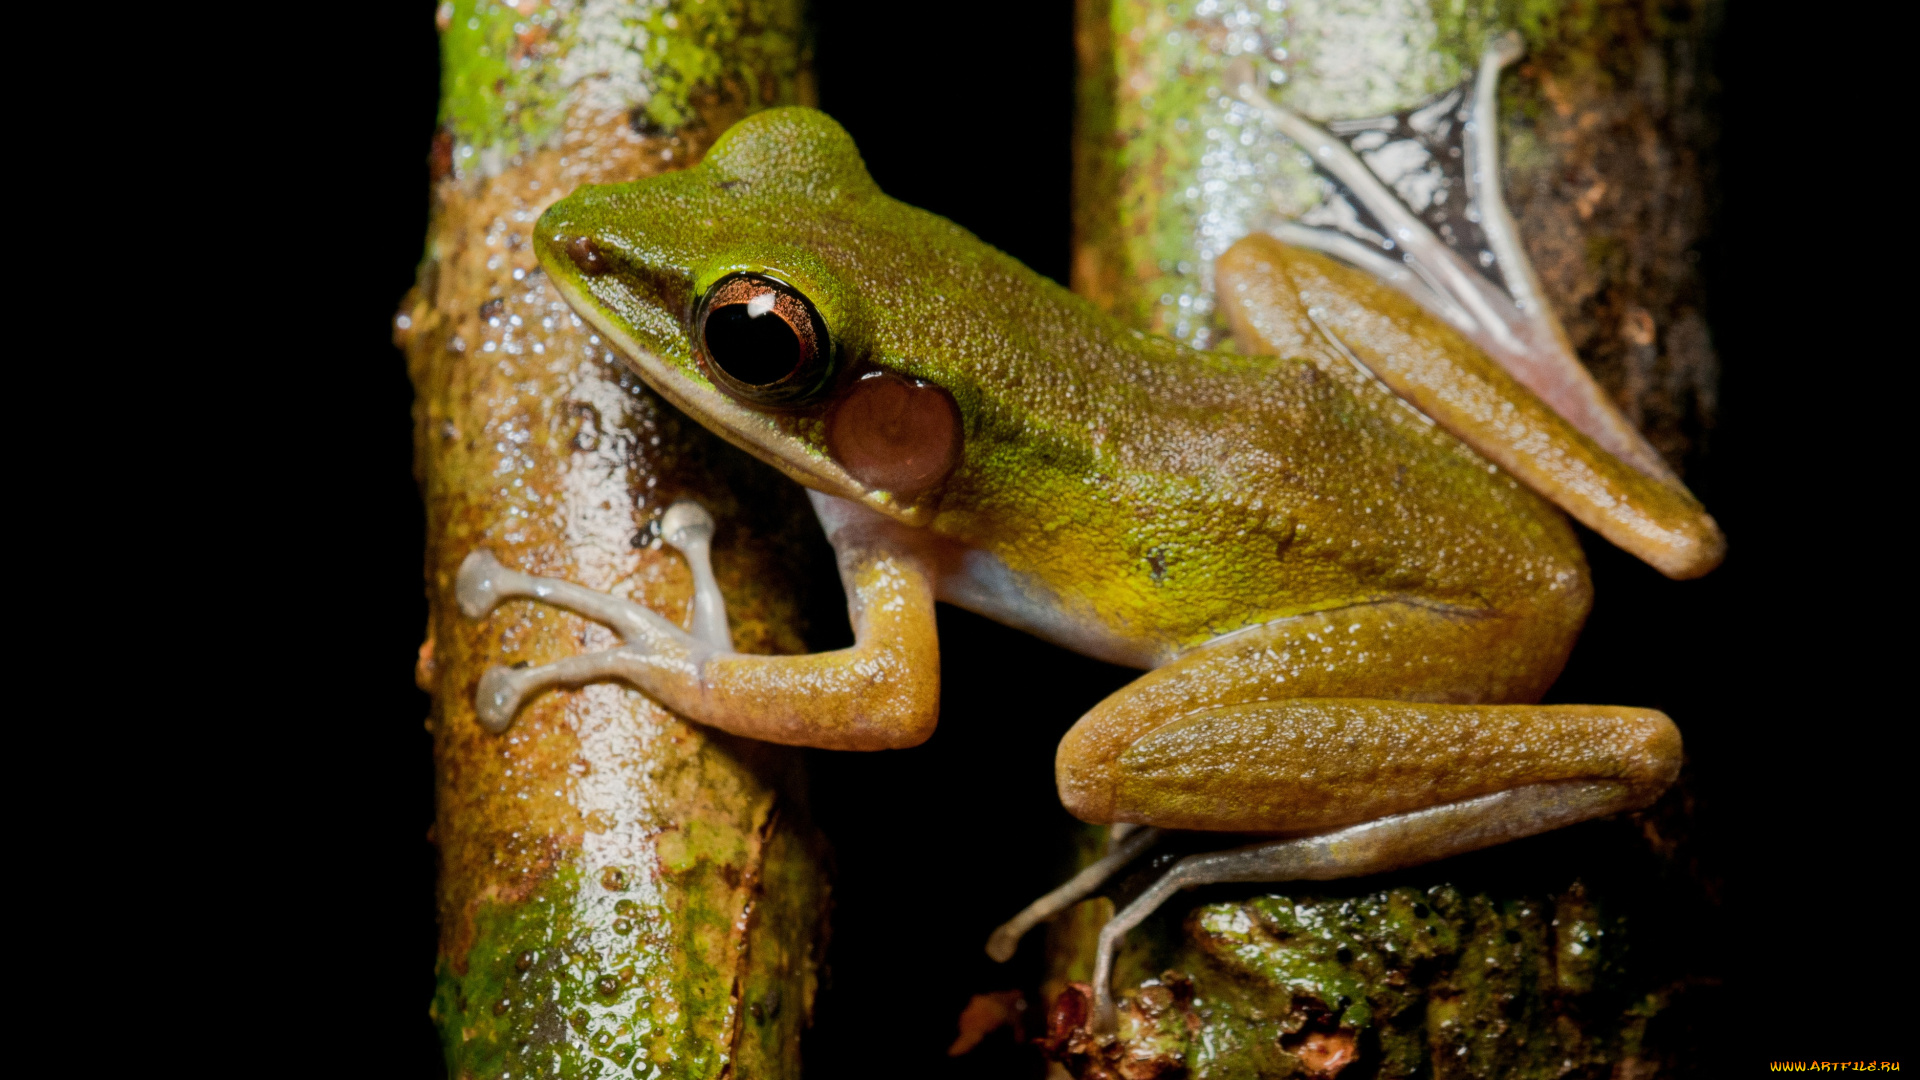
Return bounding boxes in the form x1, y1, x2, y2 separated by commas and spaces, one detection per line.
399, 3, 824, 1076
1498, 1, 1722, 466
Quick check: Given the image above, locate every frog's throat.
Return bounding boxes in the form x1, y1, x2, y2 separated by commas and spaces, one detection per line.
546, 271, 937, 528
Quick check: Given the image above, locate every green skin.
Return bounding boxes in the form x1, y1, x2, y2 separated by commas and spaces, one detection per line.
533, 107, 1586, 669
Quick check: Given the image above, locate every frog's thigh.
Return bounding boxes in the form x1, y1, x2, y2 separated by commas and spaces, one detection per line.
1055, 602, 1676, 831
1218, 236, 1723, 580
1076, 696, 1677, 832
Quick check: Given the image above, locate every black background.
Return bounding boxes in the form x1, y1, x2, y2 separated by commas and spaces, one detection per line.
229, 1, 1905, 1072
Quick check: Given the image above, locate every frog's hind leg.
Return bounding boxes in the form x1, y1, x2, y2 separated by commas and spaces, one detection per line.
985, 825, 1162, 962
1225, 39, 1678, 489
1044, 601, 1680, 1031
1218, 235, 1724, 579
1086, 780, 1627, 1032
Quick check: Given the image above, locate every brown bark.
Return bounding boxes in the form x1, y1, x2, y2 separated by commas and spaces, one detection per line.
401, 3, 825, 1076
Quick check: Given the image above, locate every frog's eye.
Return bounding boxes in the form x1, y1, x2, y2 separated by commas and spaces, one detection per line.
694, 273, 835, 406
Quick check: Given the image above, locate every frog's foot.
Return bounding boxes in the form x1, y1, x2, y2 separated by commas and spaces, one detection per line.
1087, 780, 1629, 1033
985, 824, 1163, 963
457, 494, 942, 749
457, 499, 733, 733
1225, 37, 1675, 484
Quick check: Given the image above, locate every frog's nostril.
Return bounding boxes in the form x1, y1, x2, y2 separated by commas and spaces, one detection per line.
564, 235, 612, 275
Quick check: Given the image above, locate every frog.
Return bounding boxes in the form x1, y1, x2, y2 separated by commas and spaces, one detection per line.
454, 48, 1722, 1031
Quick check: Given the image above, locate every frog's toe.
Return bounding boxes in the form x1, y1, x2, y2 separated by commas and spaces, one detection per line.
456, 550, 509, 619
1086, 780, 1639, 1032
658, 499, 732, 652
986, 825, 1162, 963
660, 499, 716, 550
474, 665, 524, 732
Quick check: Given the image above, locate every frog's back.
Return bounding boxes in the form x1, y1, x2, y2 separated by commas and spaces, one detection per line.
931, 301, 1589, 654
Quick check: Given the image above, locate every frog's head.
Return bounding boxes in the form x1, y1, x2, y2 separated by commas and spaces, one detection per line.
537, 106, 1027, 527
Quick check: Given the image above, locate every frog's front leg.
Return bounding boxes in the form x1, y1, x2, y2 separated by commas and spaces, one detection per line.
457, 496, 940, 749
1032, 601, 1679, 1032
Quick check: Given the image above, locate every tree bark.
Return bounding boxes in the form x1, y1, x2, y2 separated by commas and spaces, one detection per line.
400, 3, 823, 1077
1049, 1, 1723, 1076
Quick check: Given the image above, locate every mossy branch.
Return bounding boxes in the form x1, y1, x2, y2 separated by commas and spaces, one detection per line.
403, 3, 822, 1076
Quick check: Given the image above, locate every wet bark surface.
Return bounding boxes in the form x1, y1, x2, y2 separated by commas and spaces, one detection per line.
1501, 2, 1722, 472
406, 3, 827, 1076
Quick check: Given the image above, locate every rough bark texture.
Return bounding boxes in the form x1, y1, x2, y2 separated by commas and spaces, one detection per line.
1051, 1, 1723, 1076
401, 3, 824, 1077
1499, 3, 1719, 468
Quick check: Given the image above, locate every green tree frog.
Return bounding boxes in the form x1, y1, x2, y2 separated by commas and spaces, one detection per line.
455, 94, 1722, 1029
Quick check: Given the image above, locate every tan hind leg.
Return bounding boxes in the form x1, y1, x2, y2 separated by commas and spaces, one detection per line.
1219, 40, 1723, 580
1224, 37, 1675, 488
1053, 600, 1674, 832
987, 599, 1678, 1028
1216, 238, 1723, 580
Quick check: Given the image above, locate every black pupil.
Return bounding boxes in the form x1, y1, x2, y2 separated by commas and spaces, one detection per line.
705, 299, 801, 386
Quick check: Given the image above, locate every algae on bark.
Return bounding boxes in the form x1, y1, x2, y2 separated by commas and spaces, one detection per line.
1043, 802, 1714, 1078
1050, 0, 1725, 1075
401, 3, 824, 1077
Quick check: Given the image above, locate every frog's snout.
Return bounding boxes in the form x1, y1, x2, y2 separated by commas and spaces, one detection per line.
533, 199, 610, 279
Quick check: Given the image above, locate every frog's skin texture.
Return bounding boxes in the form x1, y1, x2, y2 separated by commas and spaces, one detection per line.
456, 97, 1721, 1030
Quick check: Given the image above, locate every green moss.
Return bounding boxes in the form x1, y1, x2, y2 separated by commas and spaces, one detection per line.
433, 861, 707, 1079
1182, 887, 1462, 1078
438, 0, 808, 176
438, 0, 572, 173
629, 0, 808, 132
432, 863, 587, 1079
432, 845, 765, 1079
1080, 878, 1668, 1079
1427, 0, 1513, 75
1432, 0, 1704, 71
